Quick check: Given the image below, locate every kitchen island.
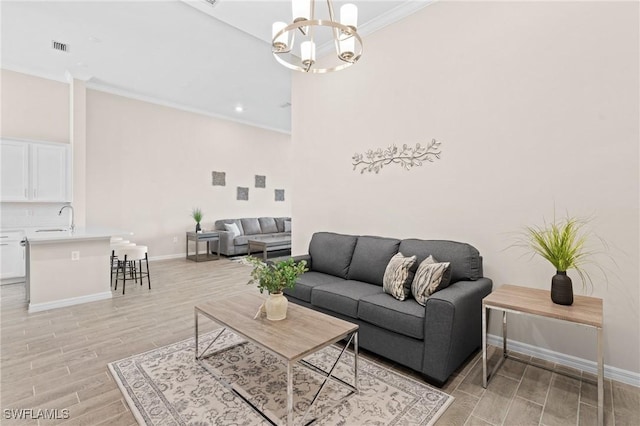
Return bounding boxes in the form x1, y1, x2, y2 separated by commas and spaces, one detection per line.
26, 227, 129, 313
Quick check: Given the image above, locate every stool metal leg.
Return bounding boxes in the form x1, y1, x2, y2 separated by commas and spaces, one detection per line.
122, 254, 128, 295
145, 253, 151, 289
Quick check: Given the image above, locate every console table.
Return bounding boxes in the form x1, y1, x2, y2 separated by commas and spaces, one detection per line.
482, 284, 604, 426
186, 231, 220, 262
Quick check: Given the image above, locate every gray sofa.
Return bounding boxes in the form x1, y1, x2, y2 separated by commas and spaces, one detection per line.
214, 217, 291, 256
284, 231, 493, 385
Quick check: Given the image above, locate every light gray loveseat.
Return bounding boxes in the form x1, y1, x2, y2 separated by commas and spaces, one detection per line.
214, 217, 291, 256
284, 231, 493, 385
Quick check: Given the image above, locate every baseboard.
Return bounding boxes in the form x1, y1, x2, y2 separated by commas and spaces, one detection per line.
487, 334, 640, 388
28, 291, 113, 313
148, 253, 186, 261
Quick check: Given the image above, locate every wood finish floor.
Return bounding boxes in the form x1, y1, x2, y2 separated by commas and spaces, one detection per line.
1, 258, 638, 425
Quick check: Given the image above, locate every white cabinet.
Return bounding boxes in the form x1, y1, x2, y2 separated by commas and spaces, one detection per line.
0, 139, 71, 202
0, 141, 29, 201
0, 232, 25, 280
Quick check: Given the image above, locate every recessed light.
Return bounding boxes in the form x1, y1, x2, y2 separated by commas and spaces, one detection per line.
235, 106, 244, 113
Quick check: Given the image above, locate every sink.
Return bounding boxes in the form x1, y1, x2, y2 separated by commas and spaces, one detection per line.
35, 228, 68, 232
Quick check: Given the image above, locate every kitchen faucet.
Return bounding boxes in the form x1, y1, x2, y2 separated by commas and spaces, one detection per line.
58, 205, 75, 232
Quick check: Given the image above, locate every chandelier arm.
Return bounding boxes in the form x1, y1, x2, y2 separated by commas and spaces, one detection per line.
326, 0, 342, 57
271, 19, 363, 73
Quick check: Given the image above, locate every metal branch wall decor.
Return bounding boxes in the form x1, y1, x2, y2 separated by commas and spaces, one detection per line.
352, 139, 442, 174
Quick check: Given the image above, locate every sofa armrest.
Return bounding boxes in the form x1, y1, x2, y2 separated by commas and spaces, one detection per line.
217, 231, 235, 256
422, 277, 493, 384
291, 254, 311, 269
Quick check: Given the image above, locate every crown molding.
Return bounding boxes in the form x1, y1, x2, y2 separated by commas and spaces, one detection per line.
85, 80, 291, 135
2, 63, 69, 84
1, 66, 291, 135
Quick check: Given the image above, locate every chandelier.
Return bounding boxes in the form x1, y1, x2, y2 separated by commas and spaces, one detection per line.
271, 0, 363, 73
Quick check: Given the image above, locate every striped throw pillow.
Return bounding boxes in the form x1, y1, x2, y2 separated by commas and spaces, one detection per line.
411, 255, 452, 306
382, 253, 417, 301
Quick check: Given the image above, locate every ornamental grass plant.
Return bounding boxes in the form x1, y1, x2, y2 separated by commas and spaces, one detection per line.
514, 214, 611, 292
191, 207, 203, 223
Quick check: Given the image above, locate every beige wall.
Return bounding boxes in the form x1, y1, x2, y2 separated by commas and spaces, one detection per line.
1, 69, 69, 142
85, 90, 292, 257
1, 69, 292, 257
291, 2, 639, 375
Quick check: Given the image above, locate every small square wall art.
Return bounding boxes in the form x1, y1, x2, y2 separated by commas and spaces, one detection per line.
212, 171, 226, 186
237, 187, 249, 201
275, 189, 285, 202
255, 175, 266, 188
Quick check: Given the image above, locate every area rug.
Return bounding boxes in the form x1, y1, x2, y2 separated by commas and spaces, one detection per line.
108, 329, 453, 425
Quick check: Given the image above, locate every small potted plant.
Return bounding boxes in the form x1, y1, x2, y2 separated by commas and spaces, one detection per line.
514, 214, 607, 305
246, 257, 308, 320
192, 208, 203, 233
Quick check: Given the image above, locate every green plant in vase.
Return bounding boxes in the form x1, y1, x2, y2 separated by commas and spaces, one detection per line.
192, 208, 203, 233
514, 214, 608, 305
246, 257, 308, 320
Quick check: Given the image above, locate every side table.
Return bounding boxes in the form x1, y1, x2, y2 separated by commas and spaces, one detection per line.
482, 284, 604, 426
186, 231, 220, 262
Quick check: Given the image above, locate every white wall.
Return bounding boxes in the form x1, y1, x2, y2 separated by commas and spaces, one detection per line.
291, 2, 639, 376
85, 89, 292, 258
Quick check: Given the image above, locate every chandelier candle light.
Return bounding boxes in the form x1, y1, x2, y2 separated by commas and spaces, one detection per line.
272, 0, 363, 73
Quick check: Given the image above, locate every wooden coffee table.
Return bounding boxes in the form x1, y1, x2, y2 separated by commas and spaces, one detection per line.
247, 236, 291, 260
195, 293, 359, 426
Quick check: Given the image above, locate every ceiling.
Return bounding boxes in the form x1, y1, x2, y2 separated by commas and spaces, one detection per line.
1, 0, 431, 133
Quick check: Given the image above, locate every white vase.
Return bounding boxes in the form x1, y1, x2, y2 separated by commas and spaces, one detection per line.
265, 292, 288, 321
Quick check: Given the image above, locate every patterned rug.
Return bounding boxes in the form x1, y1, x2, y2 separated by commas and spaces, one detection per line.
108, 329, 453, 425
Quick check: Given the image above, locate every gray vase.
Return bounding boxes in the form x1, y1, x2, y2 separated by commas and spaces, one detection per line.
551, 271, 573, 305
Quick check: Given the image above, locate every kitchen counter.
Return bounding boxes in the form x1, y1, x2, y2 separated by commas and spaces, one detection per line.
25, 227, 131, 244
24, 226, 131, 313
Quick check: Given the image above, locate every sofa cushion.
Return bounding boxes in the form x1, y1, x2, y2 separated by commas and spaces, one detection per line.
241, 218, 262, 235
259, 217, 278, 234
411, 256, 452, 306
311, 281, 384, 318
284, 220, 291, 232
382, 253, 417, 300
358, 293, 425, 340
274, 217, 288, 232
284, 272, 345, 303
398, 239, 482, 283
348, 236, 400, 286
308, 232, 358, 279
224, 222, 241, 238
215, 219, 244, 234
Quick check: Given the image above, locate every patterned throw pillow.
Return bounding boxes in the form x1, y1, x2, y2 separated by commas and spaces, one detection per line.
223, 222, 241, 238
382, 253, 417, 301
411, 255, 452, 306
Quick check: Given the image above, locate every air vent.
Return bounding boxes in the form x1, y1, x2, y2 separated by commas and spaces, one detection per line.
52, 40, 69, 52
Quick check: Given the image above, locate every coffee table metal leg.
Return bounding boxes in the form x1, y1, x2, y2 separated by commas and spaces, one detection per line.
354, 331, 359, 393
287, 361, 294, 426
195, 310, 199, 359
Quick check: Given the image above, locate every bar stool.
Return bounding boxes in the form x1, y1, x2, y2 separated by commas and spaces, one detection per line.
114, 245, 150, 295
110, 240, 134, 282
